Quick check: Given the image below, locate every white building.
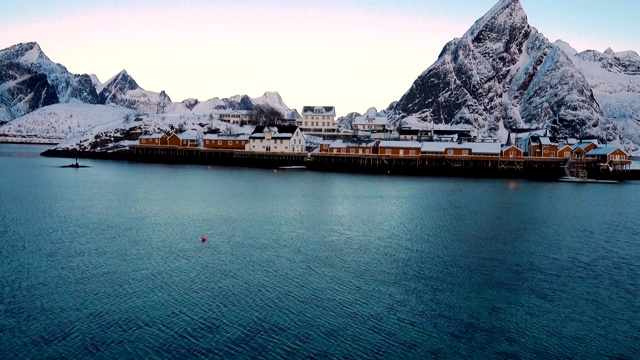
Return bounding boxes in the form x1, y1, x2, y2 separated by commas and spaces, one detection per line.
352, 114, 394, 138
248, 125, 306, 153
214, 110, 254, 125
298, 106, 337, 135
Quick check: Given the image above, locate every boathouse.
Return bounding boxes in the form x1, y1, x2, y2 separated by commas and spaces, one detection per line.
557, 144, 572, 158
501, 144, 523, 158
138, 133, 168, 146
327, 139, 378, 154
585, 147, 630, 163
378, 141, 422, 157
203, 134, 250, 150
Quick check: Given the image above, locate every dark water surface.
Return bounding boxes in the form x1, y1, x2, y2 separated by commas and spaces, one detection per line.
1, 144, 639, 358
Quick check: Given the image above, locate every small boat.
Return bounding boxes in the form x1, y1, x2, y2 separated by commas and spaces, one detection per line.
559, 176, 618, 184
60, 159, 90, 168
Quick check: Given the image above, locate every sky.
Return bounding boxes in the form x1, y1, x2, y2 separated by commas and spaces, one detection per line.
2, 0, 639, 117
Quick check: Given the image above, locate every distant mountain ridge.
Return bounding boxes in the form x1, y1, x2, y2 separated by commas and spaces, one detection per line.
0, 42, 297, 126
390, 0, 626, 144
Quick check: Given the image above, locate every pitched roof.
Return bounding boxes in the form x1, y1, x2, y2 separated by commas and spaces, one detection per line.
140, 133, 166, 139
301, 106, 335, 116
203, 134, 250, 140
421, 142, 501, 154
586, 147, 627, 156
379, 141, 422, 149
250, 125, 300, 139
328, 139, 377, 148
352, 115, 389, 125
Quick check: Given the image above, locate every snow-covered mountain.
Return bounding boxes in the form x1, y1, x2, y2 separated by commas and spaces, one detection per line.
0, 42, 297, 143
390, 0, 622, 144
555, 41, 640, 147
0, 103, 137, 143
0, 60, 59, 122
0, 42, 98, 111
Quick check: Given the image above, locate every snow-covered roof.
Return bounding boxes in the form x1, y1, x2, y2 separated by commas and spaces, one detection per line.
250, 125, 299, 139
328, 139, 377, 148
352, 115, 389, 125
140, 133, 165, 139
177, 132, 198, 140
301, 106, 335, 116
213, 109, 253, 115
421, 142, 501, 154
379, 141, 422, 149
573, 140, 599, 150
203, 134, 250, 140
586, 147, 627, 156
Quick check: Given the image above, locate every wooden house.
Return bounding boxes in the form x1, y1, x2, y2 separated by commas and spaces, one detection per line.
586, 147, 630, 163
203, 134, 250, 150
378, 141, 422, 157
501, 145, 523, 158
248, 125, 306, 153
557, 144, 572, 158
319, 140, 333, 153
572, 140, 599, 159
167, 133, 181, 146
138, 133, 168, 146
517, 135, 558, 157
327, 139, 378, 155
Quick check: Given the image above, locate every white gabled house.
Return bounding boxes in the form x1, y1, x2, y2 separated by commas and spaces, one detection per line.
248, 125, 306, 153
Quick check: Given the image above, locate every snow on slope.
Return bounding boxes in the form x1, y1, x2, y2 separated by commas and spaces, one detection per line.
0, 103, 136, 142
555, 40, 640, 151
53, 112, 249, 152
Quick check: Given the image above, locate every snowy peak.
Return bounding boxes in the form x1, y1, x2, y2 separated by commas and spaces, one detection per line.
466, 0, 527, 40
392, 0, 615, 142
574, 47, 640, 76
98, 70, 141, 105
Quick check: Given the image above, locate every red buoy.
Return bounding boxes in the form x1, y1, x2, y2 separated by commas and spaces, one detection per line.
201, 236, 207, 242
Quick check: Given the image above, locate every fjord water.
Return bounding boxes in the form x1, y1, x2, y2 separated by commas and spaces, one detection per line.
1, 144, 639, 358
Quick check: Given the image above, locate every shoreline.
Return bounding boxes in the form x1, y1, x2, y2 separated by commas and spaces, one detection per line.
40, 147, 640, 181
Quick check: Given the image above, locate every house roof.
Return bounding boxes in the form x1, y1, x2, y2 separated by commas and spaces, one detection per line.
328, 139, 377, 148
177, 132, 199, 140
501, 144, 521, 151
203, 134, 250, 140
250, 125, 300, 139
379, 141, 422, 149
572, 140, 598, 150
352, 115, 389, 126
421, 142, 501, 154
213, 109, 253, 115
586, 147, 627, 156
140, 133, 166, 139
301, 106, 335, 116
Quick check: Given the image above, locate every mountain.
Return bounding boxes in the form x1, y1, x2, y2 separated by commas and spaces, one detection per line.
0, 60, 59, 122
391, 0, 621, 143
0, 42, 98, 107
555, 41, 640, 148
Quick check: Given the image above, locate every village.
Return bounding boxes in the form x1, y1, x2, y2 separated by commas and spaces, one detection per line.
131, 105, 633, 179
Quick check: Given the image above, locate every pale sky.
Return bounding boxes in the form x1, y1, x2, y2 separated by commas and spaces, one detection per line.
2, 0, 639, 117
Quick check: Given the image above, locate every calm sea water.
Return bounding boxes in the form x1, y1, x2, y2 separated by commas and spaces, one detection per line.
1, 144, 639, 359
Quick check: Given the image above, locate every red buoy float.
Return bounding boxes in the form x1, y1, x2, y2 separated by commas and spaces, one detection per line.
201, 236, 207, 242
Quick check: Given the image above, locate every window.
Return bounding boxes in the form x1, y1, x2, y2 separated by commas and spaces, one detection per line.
333, 149, 337, 153
410, 150, 416, 155
510, 151, 515, 157
448, 149, 454, 155
386, 149, 391, 155
218, 140, 222, 145
550, 151, 555, 157
350, 149, 355, 154
462, 150, 468, 156
228, 141, 233, 145
366, 149, 370, 154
